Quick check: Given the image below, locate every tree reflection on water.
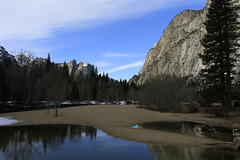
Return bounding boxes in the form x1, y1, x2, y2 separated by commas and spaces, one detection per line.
147, 144, 240, 160
139, 121, 240, 143
0, 125, 97, 160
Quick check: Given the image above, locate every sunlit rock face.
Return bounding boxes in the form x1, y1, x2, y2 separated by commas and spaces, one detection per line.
67, 60, 93, 78
136, 0, 240, 85
67, 59, 77, 77
75, 61, 93, 78
129, 75, 139, 86
137, 7, 206, 85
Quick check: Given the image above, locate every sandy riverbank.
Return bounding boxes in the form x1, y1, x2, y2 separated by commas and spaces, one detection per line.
0, 105, 240, 148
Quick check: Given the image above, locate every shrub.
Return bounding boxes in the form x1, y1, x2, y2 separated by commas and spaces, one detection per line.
137, 75, 196, 112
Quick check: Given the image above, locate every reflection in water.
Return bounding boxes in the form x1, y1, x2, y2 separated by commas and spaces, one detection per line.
139, 121, 240, 144
0, 125, 240, 160
233, 129, 240, 147
0, 125, 97, 160
0, 125, 154, 160
147, 144, 240, 160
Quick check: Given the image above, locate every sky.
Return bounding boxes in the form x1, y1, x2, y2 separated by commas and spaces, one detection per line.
0, 0, 205, 80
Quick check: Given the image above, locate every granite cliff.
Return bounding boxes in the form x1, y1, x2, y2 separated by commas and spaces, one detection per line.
134, 0, 239, 85
67, 60, 93, 78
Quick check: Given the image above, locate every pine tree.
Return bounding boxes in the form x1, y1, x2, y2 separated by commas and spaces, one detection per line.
200, 0, 240, 109
45, 53, 51, 72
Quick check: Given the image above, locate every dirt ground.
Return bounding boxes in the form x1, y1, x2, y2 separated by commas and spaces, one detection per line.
1, 105, 240, 149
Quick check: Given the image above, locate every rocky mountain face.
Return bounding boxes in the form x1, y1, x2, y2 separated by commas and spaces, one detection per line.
67, 60, 77, 77
32, 58, 47, 68
0, 46, 15, 63
129, 75, 139, 86
67, 60, 93, 78
134, 0, 240, 85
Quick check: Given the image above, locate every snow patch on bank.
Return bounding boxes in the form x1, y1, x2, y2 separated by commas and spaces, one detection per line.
0, 117, 23, 125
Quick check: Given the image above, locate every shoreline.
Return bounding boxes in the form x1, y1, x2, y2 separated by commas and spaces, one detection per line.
0, 105, 239, 149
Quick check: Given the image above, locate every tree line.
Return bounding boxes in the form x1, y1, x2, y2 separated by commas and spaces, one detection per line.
0, 52, 129, 106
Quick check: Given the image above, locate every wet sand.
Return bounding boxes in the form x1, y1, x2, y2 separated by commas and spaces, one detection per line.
1, 105, 239, 148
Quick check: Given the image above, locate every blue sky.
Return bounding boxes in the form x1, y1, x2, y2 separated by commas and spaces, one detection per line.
0, 0, 205, 80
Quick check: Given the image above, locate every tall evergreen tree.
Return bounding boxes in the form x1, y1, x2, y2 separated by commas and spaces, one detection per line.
45, 53, 51, 72
200, 0, 240, 109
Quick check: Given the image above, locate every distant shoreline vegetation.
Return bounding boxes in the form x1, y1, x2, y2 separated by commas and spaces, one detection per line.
0, 100, 136, 114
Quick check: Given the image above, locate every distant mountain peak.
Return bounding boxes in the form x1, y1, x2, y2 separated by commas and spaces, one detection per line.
82, 62, 88, 67
70, 61, 93, 78
0, 45, 15, 63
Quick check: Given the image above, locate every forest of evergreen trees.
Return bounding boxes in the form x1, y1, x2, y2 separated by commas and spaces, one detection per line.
0, 53, 129, 108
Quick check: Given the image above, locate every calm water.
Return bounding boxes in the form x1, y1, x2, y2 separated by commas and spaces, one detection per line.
0, 125, 239, 160
136, 121, 240, 142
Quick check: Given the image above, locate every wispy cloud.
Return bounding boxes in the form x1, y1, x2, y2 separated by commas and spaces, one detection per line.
0, 0, 203, 42
94, 61, 115, 67
107, 61, 144, 73
103, 52, 133, 57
